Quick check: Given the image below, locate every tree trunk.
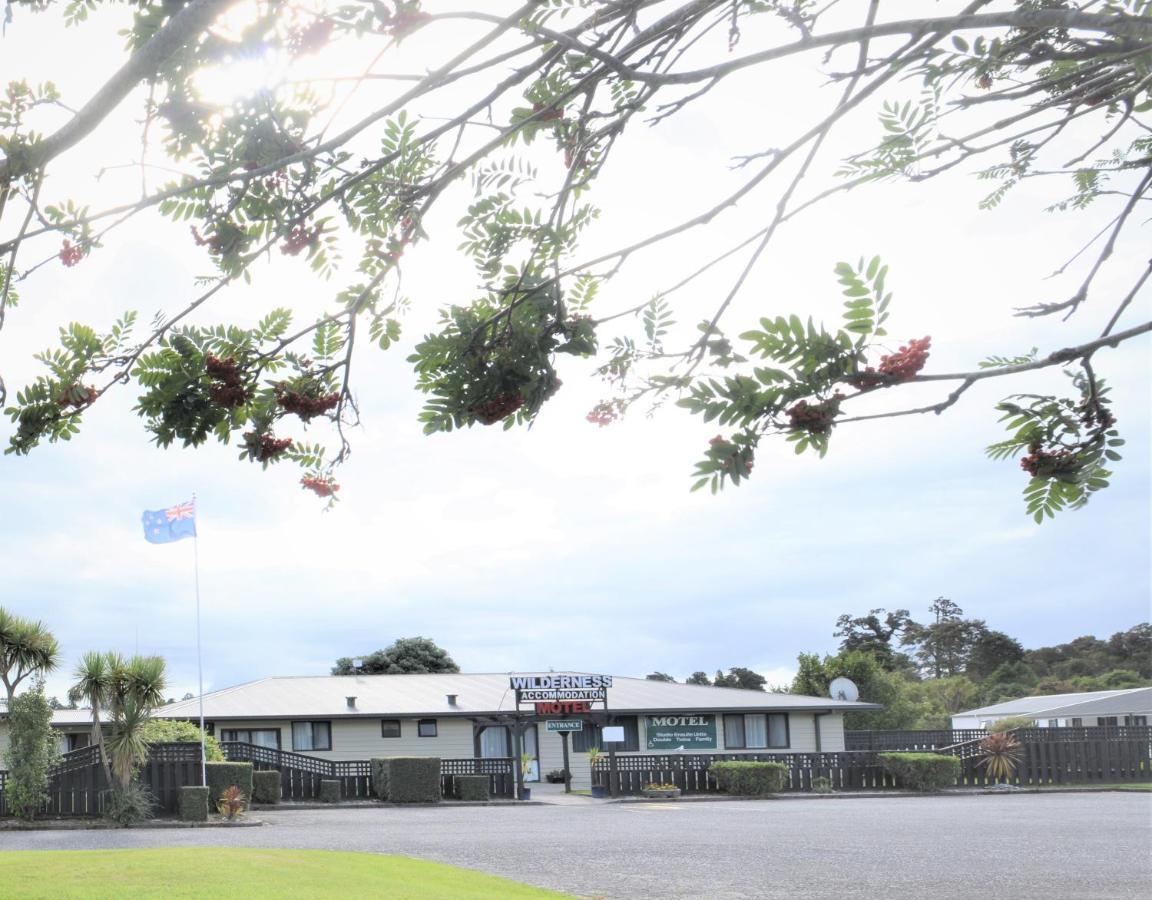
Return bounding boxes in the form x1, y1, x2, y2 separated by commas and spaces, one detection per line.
89, 699, 113, 789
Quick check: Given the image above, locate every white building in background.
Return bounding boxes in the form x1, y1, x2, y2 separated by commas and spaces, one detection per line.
951, 687, 1152, 730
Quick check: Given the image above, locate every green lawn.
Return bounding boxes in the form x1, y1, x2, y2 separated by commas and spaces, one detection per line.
1031, 782, 1152, 792
0, 848, 569, 899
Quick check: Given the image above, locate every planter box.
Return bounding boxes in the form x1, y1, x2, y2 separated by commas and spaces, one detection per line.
641, 788, 681, 799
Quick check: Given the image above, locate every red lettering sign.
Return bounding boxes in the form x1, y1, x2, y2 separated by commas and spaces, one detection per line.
533, 701, 591, 715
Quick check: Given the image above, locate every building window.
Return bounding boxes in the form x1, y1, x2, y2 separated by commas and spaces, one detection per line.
572, 724, 599, 753
221, 729, 281, 749
1070, 718, 1083, 727
1098, 717, 1119, 727
1046, 719, 1060, 728
417, 719, 438, 738
723, 714, 789, 749
65, 733, 91, 752
381, 719, 402, 738
1125, 715, 1147, 726
291, 721, 331, 751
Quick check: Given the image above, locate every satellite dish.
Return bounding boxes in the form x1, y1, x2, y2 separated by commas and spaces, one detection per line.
828, 677, 859, 702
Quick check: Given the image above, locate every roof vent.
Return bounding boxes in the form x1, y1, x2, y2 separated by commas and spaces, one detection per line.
346, 696, 357, 710
446, 694, 458, 707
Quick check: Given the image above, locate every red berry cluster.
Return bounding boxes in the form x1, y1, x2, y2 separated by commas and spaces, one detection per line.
787, 395, 843, 434
471, 393, 524, 425
280, 223, 322, 256
531, 101, 565, 122
205, 355, 250, 408
709, 435, 754, 474
586, 402, 617, 427
56, 384, 98, 408
287, 18, 334, 56
1020, 444, 1080, 478
849, 336, 931, 390
301, 475, 340, 498
1079, 399, 1116, 431
59, 240, 85, 267
277, 389, 340, 421
244, 431, 293, 462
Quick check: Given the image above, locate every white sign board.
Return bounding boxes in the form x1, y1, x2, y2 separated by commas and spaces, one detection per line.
546, 720, 584, 733
601, 726, 626, 743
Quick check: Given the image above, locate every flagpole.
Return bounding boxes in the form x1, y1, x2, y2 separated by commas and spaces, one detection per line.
193, 493, 207, 788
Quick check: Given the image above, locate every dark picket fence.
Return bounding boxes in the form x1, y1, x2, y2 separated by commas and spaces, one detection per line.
846, 726, 1152, 751
220, 742, 515, 800
0, 742, 202, 817
593, 738, 1152, 794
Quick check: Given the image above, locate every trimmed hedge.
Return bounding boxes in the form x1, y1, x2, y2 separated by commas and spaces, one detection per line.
319, 779, 341, 803
455, 775, 490, 801
178, 786, 209, 822
371, 757, 441, 803
370, 758, 389, 800
251, 770, 281, 804
879, 752, 961, 792
709, 761, 788, 795
205, 761, 253, 805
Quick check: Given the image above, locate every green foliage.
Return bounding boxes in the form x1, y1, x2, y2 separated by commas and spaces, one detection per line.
251, 770, 281, 805
204, 762, 253, 806
374, 757, 441, 803
878, 752, 960, 792
318, 779, 341, 803
0, 607, 60, 706
140, 719, 222, 762
178, 786, 209, 822
709, 761, 788, 795
453, 774, 490, 802
333, 637, 459, 675
987, 717, 1035, 733
102, 783, 155, 826
791, 650, 919, 730
810, 775, 833, 794
2, 684, 59, 819
712, 667, 766, 691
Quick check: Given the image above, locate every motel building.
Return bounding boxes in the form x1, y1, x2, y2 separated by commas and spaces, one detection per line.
155, 672, 880, 791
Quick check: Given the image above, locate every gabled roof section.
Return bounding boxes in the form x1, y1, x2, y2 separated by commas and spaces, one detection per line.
155, 672, 882, 720
956, 687, 1152, 719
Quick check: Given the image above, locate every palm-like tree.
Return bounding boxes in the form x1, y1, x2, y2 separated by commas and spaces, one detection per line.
0, 607, 60, 710
71, 652, 168, 791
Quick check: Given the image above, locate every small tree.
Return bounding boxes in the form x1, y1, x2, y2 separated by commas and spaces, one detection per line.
332, 637, 459, 675
0, 607, 60, 711
2, 683, 59, 820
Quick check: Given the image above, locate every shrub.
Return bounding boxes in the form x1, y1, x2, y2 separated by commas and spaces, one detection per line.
455, 775, 489, 801
251, 770, 281, 804
319, 779, 341, 803
879, 752, 961, 791
376, 757, 441, 803
709, 761, 788, 795
102, 784, 155, 826
811, 776, 833, 794
370, 758, 389, 800
205, 761, 253, 805
140, 720, 224, 761
978, 732, 1023, 781
217, 784, 246, 819
987, 716, 1034, 732
2, 686, 60, 819
545, 769, 566, 784
178, 786, 209, 821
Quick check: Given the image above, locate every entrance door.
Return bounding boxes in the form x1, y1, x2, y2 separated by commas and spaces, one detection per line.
478, 725, 539, 782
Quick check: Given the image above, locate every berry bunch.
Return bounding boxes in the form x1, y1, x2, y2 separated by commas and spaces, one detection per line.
204, 355, 250, 408
244, 431, 293, 462
1019, 444, 1081, 478
848, 336, 932, 390
287, 18, 334, 56
56, 384, 98, 408
58, 240, 85, 267
709, 434, 754, 474
191, 221, 244, 256
787, 395, 843, 434
277, 388, 340, 421
280, 223, 322, 256
531, 101, 565, 122
586, 402, 617, 427
301, 474, 340, 497
471, 392, 524, 425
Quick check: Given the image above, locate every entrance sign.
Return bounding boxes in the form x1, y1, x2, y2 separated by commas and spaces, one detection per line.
645, 715, 717, 750
546, 720, 584, 733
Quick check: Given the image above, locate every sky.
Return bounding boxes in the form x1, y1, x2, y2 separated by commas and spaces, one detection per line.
0, 2, 1148, 704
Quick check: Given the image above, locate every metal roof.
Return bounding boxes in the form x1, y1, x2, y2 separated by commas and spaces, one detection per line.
155, 672, 882, 721
955, 687, 1152, 719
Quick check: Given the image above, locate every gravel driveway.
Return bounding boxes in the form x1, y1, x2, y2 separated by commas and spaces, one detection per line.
2, 793, 1148, 899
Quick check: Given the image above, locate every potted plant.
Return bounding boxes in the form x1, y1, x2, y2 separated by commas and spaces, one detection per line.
587, 747, 607, 798
641, 782, 681, 799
